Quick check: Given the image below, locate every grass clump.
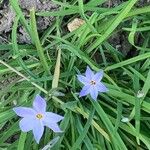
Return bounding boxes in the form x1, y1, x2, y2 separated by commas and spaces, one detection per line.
0, 0, 150, 149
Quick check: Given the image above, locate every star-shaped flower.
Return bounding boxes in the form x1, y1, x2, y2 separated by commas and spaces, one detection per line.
13, 95, 64, 143
77, 66, 108, 100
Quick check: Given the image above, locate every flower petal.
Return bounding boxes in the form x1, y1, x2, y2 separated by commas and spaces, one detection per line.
77, 75, 89, 85
44, 112, 64, 123
96, 82, 108, 93
32, 120, 44, 144
19, 117, 35, 132
33, 95, 46, 113
44, 121, 62, 133
93, 70, 104, 82
85, 66, 94, 79
79, 85, 91, 97
13, 107, 36, 117
90, 86, 98, 100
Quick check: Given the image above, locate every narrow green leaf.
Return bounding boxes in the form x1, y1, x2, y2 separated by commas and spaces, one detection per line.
30, 8, 50, 74
52, 48, 61, 88
17, 132, 27, 150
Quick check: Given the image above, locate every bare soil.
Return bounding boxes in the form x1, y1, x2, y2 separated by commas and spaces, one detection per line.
0, 0, 58, 43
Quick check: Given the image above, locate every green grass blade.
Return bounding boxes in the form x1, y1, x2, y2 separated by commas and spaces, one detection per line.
30, 8, 50, 74
17, 132, 27, 150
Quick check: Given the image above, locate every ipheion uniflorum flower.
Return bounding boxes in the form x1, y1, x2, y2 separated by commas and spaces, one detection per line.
13, 95, 64, 143
77, 66, 108, 100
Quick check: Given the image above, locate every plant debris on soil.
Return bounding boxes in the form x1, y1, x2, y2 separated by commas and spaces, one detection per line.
0, 0, 58, 43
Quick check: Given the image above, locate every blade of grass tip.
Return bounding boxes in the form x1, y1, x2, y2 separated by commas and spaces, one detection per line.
114, 102, 122, 133
87, 0, 138, 53
17, 132, 27, 150
99, 45, 107, 67
70, 112, 76, 145
30, 8, 50, 74
135, 96, 141, 145
52, 48, 61, 88
128, 18, 138, 46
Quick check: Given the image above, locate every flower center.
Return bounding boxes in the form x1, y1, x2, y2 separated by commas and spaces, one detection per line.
36, 113, 43, 119
90, 80, 96, 85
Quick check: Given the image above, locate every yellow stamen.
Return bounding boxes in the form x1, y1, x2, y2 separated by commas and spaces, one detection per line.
36, 114, 43, 119
90, 80, 96, 85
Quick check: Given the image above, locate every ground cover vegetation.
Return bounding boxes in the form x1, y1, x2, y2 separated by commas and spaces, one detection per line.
0, 0, 150, 149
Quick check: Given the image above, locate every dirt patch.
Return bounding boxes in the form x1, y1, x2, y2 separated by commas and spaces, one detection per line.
0, 0, 58, 44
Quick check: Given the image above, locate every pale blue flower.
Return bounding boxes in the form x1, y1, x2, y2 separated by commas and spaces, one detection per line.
13, 95, 64, 143
77, 66, 108, 100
